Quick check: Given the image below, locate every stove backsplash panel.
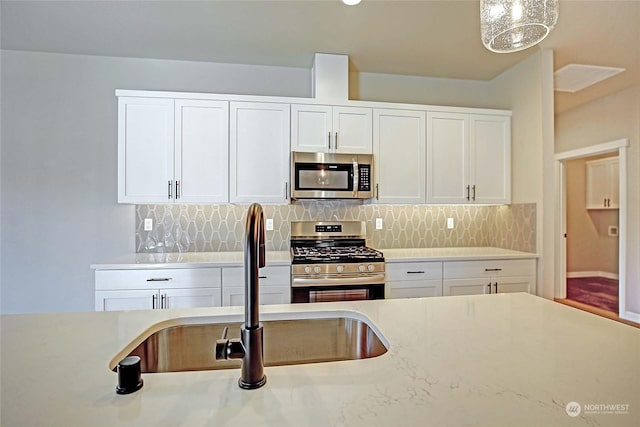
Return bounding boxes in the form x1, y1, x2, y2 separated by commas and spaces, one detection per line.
135, 202, 536, 254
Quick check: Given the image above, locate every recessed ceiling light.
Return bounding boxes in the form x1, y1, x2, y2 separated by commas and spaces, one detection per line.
554, 64, 625, 93
342, 0, 362, 5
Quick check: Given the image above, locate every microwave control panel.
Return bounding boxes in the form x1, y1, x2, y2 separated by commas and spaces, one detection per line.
358, 165, 371, 191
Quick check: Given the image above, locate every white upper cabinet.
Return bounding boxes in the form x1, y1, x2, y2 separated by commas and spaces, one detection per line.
373, 109, 426, 204
230, 101, 291, 203
118, 97, 175, 203
291, 104, 372, 153
118, 97, 229, 204
586, 156, 619, 209
426, 112, 510, 204
174, 99, 229, 203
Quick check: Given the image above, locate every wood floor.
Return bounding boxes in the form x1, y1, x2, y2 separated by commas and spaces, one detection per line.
555, 298, 640, 329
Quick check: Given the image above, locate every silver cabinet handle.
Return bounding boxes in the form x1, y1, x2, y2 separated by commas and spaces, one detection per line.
406, 271, 425, 274
146, 277, 172, 282
328, 132, 331, 150
335, 132, 338, 150
168, 180, 173, 199
285, 182, 288, 201
175, 180, 180, 199
466, 185, 470, 201
484, 268, 502, 272
472, 185, 476, 201
376, 183, 379, 201
161, 293, 167, 309
152, 294, 158, 309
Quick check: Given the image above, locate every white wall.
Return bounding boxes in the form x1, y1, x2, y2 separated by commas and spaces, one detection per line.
488, 50, 555, 298
555, 85, 640, 320
0, 50, 311, 314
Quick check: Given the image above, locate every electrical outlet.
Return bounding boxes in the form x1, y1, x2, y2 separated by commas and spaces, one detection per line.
447, 218, 454, 229
375, 218, 383, 230
266, 218, 274, 231
144, 218, 153, 231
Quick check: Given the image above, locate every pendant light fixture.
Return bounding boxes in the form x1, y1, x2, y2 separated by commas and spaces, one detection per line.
480, 0, 559, 53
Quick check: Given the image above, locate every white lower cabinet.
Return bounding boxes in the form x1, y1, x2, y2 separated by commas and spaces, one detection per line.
221, 265, 291, 306
94, 268, 222, 311
385, 261, 443, 299
443, 259, 536, 296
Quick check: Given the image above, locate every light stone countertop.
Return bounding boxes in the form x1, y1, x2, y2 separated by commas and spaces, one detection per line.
90, 247, 536, 270
2, 293, 638, 427
90, 251, 292, 270
380, 246, 537, 262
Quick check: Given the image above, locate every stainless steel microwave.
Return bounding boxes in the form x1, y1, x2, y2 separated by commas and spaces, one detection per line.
291, 152, 374, 200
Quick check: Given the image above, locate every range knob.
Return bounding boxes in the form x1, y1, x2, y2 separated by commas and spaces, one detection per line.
304, 266, 311, 274
336, 265, 344, 273
358, 264, 366, 273
367, 264, 375, 272
314, 266, 322, 274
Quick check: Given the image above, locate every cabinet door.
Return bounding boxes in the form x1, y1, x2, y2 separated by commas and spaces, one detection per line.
443, 278, 491, 296
175, 100, 229, 203
333, 106, 373, 153
586, 157, 619, 209
95, 289, 158, 311
374, 109, 426, 203
495, 276, 535, 294
222, 286, 290, 307
118, 97, 174, 203
162, 288, 222, 309
230, 102, 290, 203
426, 112, 470, 203
386, 280, 442, 299
469, 115, 510, 204
291, 104, 332, 152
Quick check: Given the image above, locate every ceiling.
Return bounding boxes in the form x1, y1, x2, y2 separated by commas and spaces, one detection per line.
1, 0, 638, 113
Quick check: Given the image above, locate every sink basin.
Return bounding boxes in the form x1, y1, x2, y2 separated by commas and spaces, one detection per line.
111, 312, 388, 373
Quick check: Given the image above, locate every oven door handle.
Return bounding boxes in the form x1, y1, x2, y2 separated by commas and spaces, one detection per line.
292, 273, 385, 287
353, 160, 359, 198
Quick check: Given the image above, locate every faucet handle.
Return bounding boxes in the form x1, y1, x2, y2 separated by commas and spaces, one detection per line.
215, 327, 246, 361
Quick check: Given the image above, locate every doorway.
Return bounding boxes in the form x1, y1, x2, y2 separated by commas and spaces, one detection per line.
554, 139, 628, 316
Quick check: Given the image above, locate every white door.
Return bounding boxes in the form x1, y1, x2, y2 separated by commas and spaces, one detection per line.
95, 289, 158, 311
162, 288, 222, 309
443, 278, 490, 296
230, 102, 290, 203
470, 115, 511, 204
175, 100, 229, 203
291, 104, 332, 152
118, 97, 174, 203
426, 112, 470, 204
333, 106, 373, 153
374, 109, 426, 203
609, 158, 620, 208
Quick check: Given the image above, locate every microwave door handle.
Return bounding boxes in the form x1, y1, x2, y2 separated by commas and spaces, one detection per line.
353, 161, 359, 197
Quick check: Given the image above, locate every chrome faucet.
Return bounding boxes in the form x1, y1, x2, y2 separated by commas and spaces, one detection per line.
215, 203, 267, 389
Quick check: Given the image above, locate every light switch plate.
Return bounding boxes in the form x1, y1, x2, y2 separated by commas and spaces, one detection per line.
266, 218, 274, 231
144, 218, 153, 231
375, 218, 383, 230
447, 218, 454, 229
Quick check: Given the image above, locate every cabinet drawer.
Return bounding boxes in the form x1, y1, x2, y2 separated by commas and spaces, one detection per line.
222, 266, 290, 287
385, 262, 442, 281
386, 279, 442, 299
95, 268, 222, 291
444, 259, 535, 279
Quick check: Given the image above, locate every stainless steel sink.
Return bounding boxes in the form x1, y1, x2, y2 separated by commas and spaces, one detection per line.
113, 315, 388, 373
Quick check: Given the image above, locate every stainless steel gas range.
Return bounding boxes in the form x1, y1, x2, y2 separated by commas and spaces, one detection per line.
290, 221, 385, 303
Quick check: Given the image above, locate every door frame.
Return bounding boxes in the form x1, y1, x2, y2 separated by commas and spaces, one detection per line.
554, 138, 628, 316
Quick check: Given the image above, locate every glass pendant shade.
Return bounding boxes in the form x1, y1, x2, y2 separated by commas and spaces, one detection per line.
480, 0, 559, 53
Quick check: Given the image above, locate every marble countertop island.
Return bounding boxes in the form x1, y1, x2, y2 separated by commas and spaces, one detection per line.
2, 293, 638, 426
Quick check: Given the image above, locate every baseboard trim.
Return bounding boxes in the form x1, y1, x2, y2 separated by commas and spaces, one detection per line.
621, 310, 640, 324
567, 271, 619, 280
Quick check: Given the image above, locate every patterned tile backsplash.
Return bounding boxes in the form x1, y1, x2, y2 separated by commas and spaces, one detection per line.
136, 202, 536, 254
